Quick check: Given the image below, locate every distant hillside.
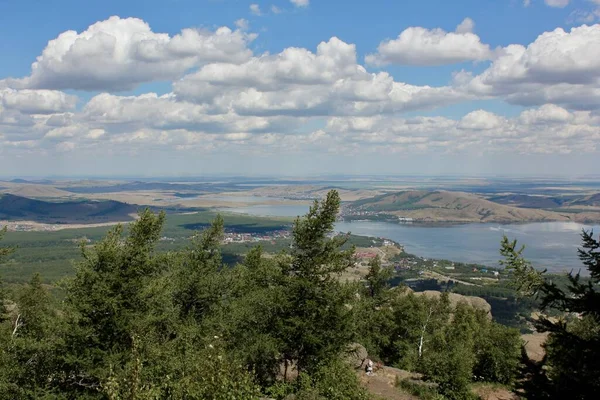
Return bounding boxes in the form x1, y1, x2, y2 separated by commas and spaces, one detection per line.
488, 193, 600, 209
486, 194, 567, 209
0, 194, 138, 224
349, 190, 573, 223
58, 181, 236, 194
569, 193, 600, 208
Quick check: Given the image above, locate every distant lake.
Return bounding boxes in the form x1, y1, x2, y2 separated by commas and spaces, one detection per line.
220, 203, 310, 217
200, 195, 283, 203
335, 221, 599, 273
221, 204, 598, 273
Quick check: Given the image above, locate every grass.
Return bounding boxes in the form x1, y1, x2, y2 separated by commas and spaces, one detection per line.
0, 211, 291, 283
1, 210, 385, 284
396, 379, 444, 400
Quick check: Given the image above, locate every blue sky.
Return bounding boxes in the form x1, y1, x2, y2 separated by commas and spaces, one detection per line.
1, 0, 600, 177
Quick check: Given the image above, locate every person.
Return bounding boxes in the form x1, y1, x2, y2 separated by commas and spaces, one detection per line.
365, 359, 374, 376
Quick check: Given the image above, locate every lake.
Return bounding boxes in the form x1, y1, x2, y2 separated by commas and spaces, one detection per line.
221, 204, 599, 272
198, 195, 284, 203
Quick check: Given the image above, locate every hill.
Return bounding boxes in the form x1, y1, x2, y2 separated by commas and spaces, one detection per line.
488, 193, 600, 209
0, 194, 138, 224
348, 190, 573, 223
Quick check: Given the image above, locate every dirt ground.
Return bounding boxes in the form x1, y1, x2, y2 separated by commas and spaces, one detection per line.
521, 332, 549, 362
472, 384, 520, 400
358, 367, 419, 400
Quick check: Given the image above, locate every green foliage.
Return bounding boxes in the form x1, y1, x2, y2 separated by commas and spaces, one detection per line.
0, 192, 527, 399
0, 273, 62, 399
397, 379, 445, 400
364, 256, 393, 301
294, 360, 368, 400
357, 288, 521, 397
279, 191, 357, 374
501, 230, 600, 399
473, 321, 521, 385
268, 360, 368, 400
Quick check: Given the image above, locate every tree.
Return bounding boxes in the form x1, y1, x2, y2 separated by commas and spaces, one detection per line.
501, 231, 600, 399
60, 209, 173, 396
172, 214, 227, 322
216, 246, 289, 386
364, 256, 393, 301
0, 227, 13, 324
278, 191, 357, 375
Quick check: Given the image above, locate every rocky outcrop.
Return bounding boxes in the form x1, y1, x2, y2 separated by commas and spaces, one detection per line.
344, 342, 369, 370
411, 290, 492, 318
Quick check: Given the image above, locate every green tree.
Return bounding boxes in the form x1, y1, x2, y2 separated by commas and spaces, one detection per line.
501, 231, 600, 399
215, 246, 289, 386
60, 209, 174, 396
364, 256, 393, 301
279, 191, 357, 374
0, 227, 14, 323
173, 214, 226, 322
0, 273, 62, 399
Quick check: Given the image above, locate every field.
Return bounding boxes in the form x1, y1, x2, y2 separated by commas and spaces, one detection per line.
0, 209, 388, 284
0, 211, 291, 283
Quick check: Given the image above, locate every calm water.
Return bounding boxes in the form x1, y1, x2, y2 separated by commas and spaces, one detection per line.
221, 204, 599, 272
220, 204, 311, 217
199, 195, 283, 203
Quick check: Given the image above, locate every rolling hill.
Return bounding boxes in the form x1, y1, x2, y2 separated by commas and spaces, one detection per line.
349, 190, 575, 223
0, 194, 138, 224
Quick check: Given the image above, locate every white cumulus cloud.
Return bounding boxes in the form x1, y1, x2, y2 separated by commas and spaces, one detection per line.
545, 0, 570, 8
0, 89, 77, 114
173, 37, 470, 117
250, 4, 262, 15
291, 0, 310, 7
365, 19, 492, 66
459, 24, 600, 110
455, 17, 475, 34
0, 16, 255, 92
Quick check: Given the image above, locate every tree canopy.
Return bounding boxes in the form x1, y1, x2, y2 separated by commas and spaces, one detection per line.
0, 192, 524, 399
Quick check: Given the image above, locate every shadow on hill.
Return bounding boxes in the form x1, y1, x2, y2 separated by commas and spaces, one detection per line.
0, 194, 138, 224
181, 222, 289, 234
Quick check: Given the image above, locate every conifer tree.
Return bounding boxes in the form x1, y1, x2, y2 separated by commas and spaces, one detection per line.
364, 255, 393, 301
501, 230, 600, 399
0, 227, 11, 324
280, 190, 356, 374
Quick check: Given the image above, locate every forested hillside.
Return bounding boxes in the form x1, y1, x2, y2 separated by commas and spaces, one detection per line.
0, 190, 598, 399
0, 194, 137, 224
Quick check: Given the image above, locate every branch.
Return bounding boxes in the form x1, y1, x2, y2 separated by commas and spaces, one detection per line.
12, 314, 23, 337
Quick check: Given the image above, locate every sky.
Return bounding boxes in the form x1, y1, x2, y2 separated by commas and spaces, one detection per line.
1, 0, 600, 177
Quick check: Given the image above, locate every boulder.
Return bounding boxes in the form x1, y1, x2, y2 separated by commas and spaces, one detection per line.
276, 359, 299, 382
412, 290, 492, 318
344, 342, 368, 369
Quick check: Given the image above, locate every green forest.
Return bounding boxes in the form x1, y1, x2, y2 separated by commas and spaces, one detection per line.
1, 190, 599, 399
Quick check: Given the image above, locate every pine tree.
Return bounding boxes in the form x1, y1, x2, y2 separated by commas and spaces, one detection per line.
0, 227, 14, 323
60, 209, 172, 396
501, 230, 600, 399
173, 214, 226, 321
364, 255, 393, 301
279, 190, 357, 374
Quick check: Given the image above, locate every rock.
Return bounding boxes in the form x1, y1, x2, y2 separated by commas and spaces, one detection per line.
276, 359, 299, 382
521, 332, 549, 362
412, 290, 492, 319
344, 342, 368, 369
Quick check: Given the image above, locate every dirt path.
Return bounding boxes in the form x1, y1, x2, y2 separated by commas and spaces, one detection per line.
358, 368, 419, 400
